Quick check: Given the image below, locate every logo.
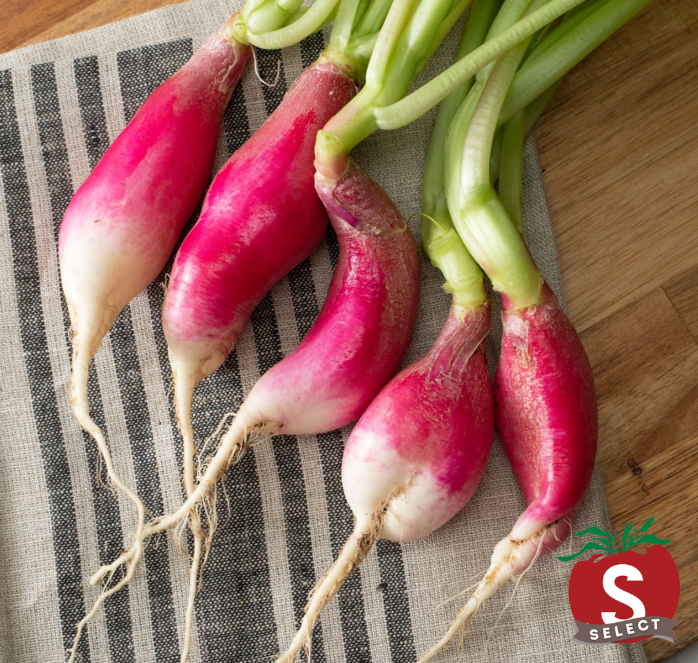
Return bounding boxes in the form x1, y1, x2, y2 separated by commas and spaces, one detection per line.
558, 517, 680, 645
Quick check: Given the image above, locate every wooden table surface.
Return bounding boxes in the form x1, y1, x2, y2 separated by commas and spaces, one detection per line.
3, 1, 697, 661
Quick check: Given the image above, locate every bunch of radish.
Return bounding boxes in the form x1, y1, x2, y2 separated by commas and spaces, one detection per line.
56, 0, 655, 658
59, 0, 354, 657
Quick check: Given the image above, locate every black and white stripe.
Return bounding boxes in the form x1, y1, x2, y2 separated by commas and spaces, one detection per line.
31, 58, 138, 663
0, 68, 91, 662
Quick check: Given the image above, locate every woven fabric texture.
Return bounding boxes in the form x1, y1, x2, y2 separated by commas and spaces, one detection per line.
0, 1, 648, 662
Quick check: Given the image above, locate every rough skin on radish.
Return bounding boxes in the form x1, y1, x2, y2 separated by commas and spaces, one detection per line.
277, 300, 493, 661
497, 284, 597, 541
163, 58, 357, 497
418, 284, 596, 661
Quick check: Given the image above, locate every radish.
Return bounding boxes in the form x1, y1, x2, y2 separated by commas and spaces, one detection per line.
88, 0, 593, 649
417, 0, 651, 658
161, 0, 402, 651
60, 15, 251, 603
60, 1, 347, 658
163, 56, 357, 651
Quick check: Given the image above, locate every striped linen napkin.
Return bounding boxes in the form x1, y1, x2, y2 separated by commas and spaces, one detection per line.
0, 1, 648, 661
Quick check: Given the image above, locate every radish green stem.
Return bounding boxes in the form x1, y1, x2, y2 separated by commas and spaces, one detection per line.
475, 0, 533, 83
345, 32, 381, 61
242, 0, 305, 37
488, 79, 560, 185
523, 0, 610, 67
422, 196, 488, 306
376, 0, 464, 106
422, 0, 501, 217
328, 0, 365, 54
415, 0, 473, 75
496, 77, 563, 231
352, 0, 372, 30
499, 0, 653, 124
450, 9, 544, 308
489, 125, 503, 183
499, 110, 525, 233
317, 0, 469, 174
355, 0, 396, 36
324, 0, 587, 157
364, 0, 421, 90
420, 0, 500, 307
522, 78, 560, 132
240, 0, 340, 48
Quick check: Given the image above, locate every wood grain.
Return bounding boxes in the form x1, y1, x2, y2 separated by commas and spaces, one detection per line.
536, 1, 698, 659
2, 1, 697, 661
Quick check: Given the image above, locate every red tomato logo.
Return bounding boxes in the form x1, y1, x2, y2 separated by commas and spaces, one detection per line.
560, 518, 679, 645
568, 547, 680, 643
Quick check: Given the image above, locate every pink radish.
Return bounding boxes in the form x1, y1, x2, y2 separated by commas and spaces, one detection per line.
60, 18, 252, 662
278, 300, 494, 661
418, 284, 596, 661
60, 16, 250, 552
163, 59, 358, 476
497, 284, 597, 543
160, 60, 356, 654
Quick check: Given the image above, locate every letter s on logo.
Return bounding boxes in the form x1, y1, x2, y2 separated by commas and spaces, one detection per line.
601, 564, 646, 624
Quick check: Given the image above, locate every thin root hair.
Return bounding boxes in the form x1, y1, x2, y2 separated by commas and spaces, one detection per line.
286, 481, 414, 662
435, 578, 487, 612
252, 46, 281, 87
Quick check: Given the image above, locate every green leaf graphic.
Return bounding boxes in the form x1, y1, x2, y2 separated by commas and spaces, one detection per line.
574, 526, 615, 541
639, 516, 655, 533
622, 523, 634, 553
560, 517, 669, 563
633, 534, 672, 547
557, 541, 618, 562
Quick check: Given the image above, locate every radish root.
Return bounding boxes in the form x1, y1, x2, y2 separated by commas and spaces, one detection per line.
277, 482, 411, 663
67, 535, 144, 663
67, 324, 149, 663
417, 524, 557, 663
89, 413, 269, 603
172, 366, 204, 663
70, 325, 147, 522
